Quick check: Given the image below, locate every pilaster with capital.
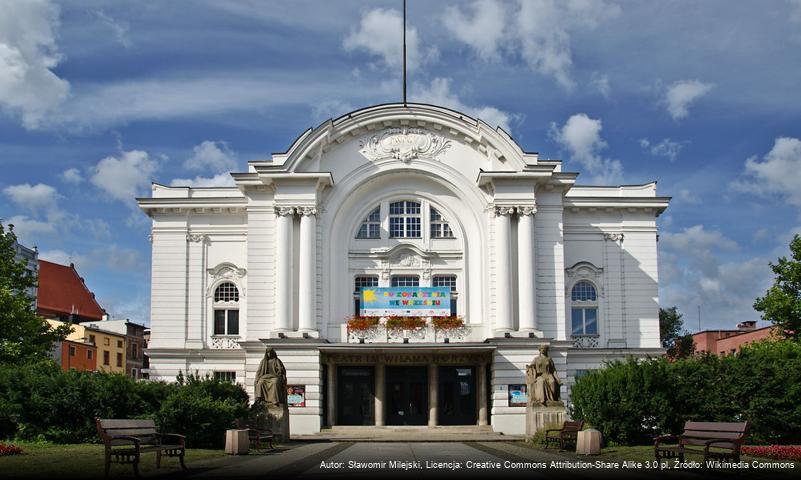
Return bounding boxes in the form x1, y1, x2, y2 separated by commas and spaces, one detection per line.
274, 206, 294, 332
494, 205, 514, 333
298, 205, 318, 332
517, 205, 538, 332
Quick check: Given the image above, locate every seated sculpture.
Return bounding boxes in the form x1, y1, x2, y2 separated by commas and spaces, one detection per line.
255, 347, 287, 408
526, 345, 563, 407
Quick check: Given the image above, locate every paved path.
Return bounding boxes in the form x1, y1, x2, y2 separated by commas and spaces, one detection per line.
174, 442, 717, 479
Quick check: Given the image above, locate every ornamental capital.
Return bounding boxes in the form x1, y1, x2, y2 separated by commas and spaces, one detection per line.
298, 206, 318, 217
275, 206, 296, 217
186, 233, 206, 243
517, 205, 537, 216
494, 206, 516, 216
603, 233, 624, 242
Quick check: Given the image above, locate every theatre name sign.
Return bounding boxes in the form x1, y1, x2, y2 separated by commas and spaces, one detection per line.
360, 287, 451, 317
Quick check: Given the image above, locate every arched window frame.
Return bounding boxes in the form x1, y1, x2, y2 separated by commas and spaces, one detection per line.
430, 207, 455, 239
212, 281, 240, 337
355, 206, 381, 239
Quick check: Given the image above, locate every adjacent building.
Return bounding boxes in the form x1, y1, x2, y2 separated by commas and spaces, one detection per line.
692, 321, 775, 356
37, 260, 106, 324
139, 103, 670, 435
12, 238, 38, 302
52, 338, 97, 372
88, 319, 148, 379
47, 320, 128, 374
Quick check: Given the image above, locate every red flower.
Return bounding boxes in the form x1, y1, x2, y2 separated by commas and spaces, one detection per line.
346, 316, 380, 332
0, 443, 23, 456
432, 315, 464, 330
385, 316, 426, 331
742, 445, 801, 461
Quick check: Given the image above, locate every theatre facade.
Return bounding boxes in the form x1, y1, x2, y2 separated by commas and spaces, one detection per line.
139, 103, 669, 435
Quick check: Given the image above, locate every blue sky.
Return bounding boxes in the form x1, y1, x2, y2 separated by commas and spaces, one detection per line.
1, 0, 800, 331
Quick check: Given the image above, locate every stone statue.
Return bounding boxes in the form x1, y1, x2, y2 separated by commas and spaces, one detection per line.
255, 348, 287, 408
526, 345, 563, 407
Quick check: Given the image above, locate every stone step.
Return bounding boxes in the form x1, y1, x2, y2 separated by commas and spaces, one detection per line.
293, 425, 525, 442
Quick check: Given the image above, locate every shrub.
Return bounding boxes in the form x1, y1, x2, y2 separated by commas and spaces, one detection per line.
385, 316, 426, 331
570, 339, 801, 446
0, 443, 23, 456
0, 363, 249, 448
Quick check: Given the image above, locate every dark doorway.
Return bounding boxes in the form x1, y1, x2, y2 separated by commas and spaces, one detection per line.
337, 366, 374, 425
386, 366, 428, 425
438, 366, 477, 425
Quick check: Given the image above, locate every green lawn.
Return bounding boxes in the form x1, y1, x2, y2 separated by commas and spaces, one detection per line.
0, 442, 227, 478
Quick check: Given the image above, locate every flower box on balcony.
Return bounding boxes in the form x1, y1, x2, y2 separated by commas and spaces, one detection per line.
385, 316, 426, 331
432, 315, 464, 331
346, 316, 380, 332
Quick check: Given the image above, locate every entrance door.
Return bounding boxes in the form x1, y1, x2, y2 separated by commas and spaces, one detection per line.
438, 366, 477, 425
337, 366, 374, 425
386, 366, 428, 425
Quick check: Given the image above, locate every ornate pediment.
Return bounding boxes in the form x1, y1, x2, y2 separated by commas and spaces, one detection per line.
359, 127, 451, 163
565, 261, 603, 279
206, 262, 247, 296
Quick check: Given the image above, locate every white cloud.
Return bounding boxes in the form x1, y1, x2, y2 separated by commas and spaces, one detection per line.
90, 150, 159, 205
4, 214, 54, 243
414, 77, 516, 132
589, 72, 611, 99
38, 248, 75, 265
443, 0, 620, 89
676, 188, 701, 204
311, 99, 355, 123
3, 183, 59, 212
639, 137, 685, 162
95, 10, 131, 48
0, 0, 70, 129
39, 244, 142, 272
549, 113, 623, 184
443, 0, 507, 62
60, 167, 83, 184
184, 140, 237, 173
731, 137, 801, 207
343, 8, 435, 71
169, 173, 234, 188
664, 80, 714, 119
659, 225, 771, 330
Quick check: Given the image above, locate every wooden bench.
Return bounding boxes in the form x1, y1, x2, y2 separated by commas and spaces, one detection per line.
236, 419, 275, 451
95, 418, 187, 477
654, 421, 749, 467
545, 420, 584, 450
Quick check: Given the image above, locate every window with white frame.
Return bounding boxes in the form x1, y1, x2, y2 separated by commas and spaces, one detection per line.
389, 201, 421, 238
432, 275, 458, 316
213, 371, 236, 383
430, 207, 454, 238
391, 275, 419, 287
356, 206, 381, 239
353, 275, 379, 315
571, 280, 598, 336
213, 282, 240, 336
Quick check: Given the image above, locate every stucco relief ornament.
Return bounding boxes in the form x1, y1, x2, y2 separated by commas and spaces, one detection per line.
604, 233, 624, 242
359, 127, 451, 163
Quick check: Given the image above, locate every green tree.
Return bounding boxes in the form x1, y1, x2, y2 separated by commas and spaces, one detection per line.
0, 222, 71, 364
659, 306, 695, 358
754, 234, 801, 341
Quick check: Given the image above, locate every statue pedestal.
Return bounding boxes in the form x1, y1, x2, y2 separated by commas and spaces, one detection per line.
526, 405, 567, 436
267, 404, 290, 442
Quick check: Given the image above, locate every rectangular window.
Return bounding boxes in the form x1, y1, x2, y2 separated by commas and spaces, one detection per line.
68, 345, 76, 356
354, 275, 379, 315
89, 335, 96, 345
117, 340, 123, 348
391, 275, 419, 287
131, 368, 138, 379
104, 338, 110, 346
131, 343, 138, 359
116, 352, 123, 367
214, 371, 236, 383
88, 350, 93, 360
388, 201, 421, 238
227, 309, 240, 335
214, 309, 226, 335
103, 351, 110, 365
572, 308, 599, 335
433, 275, 458, 316
389, 217, 405, 238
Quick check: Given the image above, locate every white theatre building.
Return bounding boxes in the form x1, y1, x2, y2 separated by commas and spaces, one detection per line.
139, 103, 669, 435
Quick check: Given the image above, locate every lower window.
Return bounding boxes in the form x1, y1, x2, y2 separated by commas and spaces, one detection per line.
571, 308, 598, 335
214, 309, 239, 335
214, 371, 236, 383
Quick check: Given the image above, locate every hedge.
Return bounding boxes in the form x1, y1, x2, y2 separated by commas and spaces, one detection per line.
569, 339, 801, 445
0, 362, 249, 448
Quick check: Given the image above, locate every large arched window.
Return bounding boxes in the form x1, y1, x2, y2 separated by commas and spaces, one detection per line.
356, 206, 381, 239
389, 201, 421, 238
213, 282, 239, 336
430, 207, 454, 238
571, 281, 598, 336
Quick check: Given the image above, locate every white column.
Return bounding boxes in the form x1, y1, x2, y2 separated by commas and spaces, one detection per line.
477, 362, 488, 426
298, 207, 317, 333
326, 362, 336, 426
428, 363, 438, 427
517, 206, 537, 332
375, 363, 385, 427
275, 207, 294, 332
494, 206, 514, 333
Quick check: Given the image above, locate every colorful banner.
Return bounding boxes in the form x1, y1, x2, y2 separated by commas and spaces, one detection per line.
508, 384, 528, 407
287, 385, 305, 407
360, 287, 451, 317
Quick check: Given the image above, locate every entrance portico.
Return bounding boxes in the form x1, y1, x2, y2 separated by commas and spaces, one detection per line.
321, 346, 492, 428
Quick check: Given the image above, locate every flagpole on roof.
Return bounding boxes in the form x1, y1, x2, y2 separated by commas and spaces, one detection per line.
403, 0, 407, 106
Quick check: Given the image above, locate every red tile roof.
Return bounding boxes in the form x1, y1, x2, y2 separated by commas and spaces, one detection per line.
37, 260, 106, 321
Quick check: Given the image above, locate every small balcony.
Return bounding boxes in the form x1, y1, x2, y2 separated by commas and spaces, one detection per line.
343, 316, 472, 344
